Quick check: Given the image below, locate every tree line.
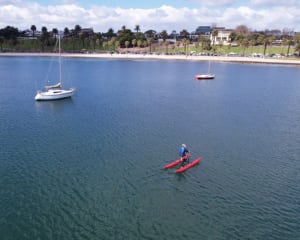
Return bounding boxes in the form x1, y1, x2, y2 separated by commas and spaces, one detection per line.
1, 24, 300, 56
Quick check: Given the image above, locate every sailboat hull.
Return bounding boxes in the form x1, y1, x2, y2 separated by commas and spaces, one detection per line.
194, 74, 215, 80
35, 88, 75, 101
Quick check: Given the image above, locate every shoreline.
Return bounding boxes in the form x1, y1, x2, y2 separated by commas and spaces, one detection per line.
1, 52, 300, 65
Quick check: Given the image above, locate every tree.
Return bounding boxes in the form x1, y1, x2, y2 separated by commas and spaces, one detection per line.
117, 27, 134, 48
137, 39, 142, 48
235, 25, 249, 35
0, 26, 19, 41
180, 29, 189, 38
229, 32, 237, 44
40, 26, 49, 51
74, 24, 81, 39
132, 39, 137, 48
134, 25, 140, 33
135, 32, 145, 41
211, 29, 218, 48
52, 28, 58, 40
31, 25, 36, 38
282, 38, 293, 56
102, 41, 107, 50
125, 40, 130, 50
0, 36, 4, 51
160, 30, 168, 41
262, 36, 275, 56
91, 35, 98, 50
197, 35, 208, 51
115, 40, 120, 50
240, 37, 249, 55
64, 27, 70, 37
81, 31, 89, 48
164, 40, 170, 53
104, 28, 115, 39
147, 38, 153, 53
182, 38, 188, 55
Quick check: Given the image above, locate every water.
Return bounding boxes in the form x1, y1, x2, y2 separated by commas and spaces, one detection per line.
0, 56, 299, 240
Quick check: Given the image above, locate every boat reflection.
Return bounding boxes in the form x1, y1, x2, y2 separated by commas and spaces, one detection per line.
34, 97, 75, 113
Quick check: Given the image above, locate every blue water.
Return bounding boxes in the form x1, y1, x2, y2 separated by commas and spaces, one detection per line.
0, 56, 299, 240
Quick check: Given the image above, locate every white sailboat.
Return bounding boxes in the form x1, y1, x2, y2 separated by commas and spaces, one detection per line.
35, 36, 75, 101
194, 61, 215, 80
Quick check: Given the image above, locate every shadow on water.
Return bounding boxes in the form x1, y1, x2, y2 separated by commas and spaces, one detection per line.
34, 97, 75, 113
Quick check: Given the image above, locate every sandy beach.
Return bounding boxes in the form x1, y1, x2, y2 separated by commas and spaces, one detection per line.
1, 52, 300, 65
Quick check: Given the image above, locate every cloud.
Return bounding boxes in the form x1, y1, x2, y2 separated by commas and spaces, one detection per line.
185, 0, 237, 7
0, 1, 299, 33
250, 0, 300, 7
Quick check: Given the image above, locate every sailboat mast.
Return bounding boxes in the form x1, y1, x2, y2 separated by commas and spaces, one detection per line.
58, 35, 62, 86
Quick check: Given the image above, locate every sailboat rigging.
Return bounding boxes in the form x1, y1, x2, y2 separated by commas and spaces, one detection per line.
35, 35, 75, 101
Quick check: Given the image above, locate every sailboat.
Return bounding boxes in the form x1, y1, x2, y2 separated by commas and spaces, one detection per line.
35, 35, 75, 101
194, 60, 215, 80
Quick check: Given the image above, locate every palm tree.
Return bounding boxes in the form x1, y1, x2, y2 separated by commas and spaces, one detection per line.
134, 25, 140, 33
132, 39, 137, 48
147, 38, 153, 53
64, 27, 70, 37
106, 28, 115, 39
197, 35, 207, 52
81, 31, 89, 49
211, 29, 218, 48
125, 40, 130, 51
182, 38, 188, 55
137, 39, 142, 48
40, 26, 49, 51
160, 30, 168, 41
281, 38, 291, 56
91, 35, 97, 50
31, 25, 36, 38
263, 36, 274, 56
52, 28, 58, 41
176, 41, 181, 53
241, 38, 249, 55
164, 40, 170, 53
249, 39, 256, 54
180, 29, 189, 39
115, 40, 120, 51
74, 24, 81, 39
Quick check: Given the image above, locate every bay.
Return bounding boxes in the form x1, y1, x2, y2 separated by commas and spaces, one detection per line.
0, 56, 299, 240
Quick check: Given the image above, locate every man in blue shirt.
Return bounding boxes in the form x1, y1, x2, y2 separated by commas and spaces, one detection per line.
179, 144, 189, 165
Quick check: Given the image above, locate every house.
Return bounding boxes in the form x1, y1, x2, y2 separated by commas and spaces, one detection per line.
210, 27, 233, 46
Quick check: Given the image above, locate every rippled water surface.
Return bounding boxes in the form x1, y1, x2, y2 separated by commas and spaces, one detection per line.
0, 57, 300, 240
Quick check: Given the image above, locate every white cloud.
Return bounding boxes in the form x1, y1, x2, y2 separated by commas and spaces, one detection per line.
250, 0, 300, 7
0, 1, 299, 33
186, 0, 237, 7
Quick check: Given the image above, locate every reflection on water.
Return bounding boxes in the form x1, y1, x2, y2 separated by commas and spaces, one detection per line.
35, 97, 75, 113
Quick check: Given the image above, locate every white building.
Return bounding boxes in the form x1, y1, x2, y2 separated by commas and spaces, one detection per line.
210, 27, 233, 46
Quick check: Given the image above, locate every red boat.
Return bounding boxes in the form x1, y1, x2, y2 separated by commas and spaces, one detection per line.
175, 157, 202, 173
164, 154, 191, 169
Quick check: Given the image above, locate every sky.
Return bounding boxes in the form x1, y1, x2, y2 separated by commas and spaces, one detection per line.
0, 0, 299, 33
